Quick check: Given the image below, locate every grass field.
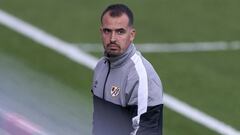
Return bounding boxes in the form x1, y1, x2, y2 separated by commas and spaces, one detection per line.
1, 1, 240, 135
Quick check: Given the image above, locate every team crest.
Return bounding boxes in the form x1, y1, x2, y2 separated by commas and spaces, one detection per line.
111, 86, 120, 97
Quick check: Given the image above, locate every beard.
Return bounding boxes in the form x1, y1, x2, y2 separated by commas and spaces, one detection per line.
104, 43, 122, 57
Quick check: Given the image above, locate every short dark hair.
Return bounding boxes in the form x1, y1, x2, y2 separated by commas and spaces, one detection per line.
101, 4, 134, 26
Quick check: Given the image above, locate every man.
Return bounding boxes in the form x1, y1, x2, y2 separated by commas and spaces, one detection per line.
91, 4, 163, 135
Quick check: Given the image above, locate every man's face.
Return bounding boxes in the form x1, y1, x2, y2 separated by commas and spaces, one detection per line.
100, 12, 136, 57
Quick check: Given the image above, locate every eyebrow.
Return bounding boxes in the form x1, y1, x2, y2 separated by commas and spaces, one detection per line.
103, 28, 126, 31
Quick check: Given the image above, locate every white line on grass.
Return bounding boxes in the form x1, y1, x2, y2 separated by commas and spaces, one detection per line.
76, 42, 240, 53
164, 94, 240, 135
1, 9, 240, 135
0, 10, 97, 69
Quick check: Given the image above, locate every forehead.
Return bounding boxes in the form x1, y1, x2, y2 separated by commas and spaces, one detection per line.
101, 12, 130, 29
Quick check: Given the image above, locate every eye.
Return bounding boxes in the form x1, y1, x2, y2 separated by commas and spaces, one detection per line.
103, 28, 111, 34
116, 29, 126, 35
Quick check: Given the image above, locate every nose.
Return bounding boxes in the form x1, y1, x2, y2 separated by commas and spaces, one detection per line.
110, 32, 116, 42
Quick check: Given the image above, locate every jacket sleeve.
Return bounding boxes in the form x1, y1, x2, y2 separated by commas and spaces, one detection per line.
127, 105, 163, 135
125, 67, 163, 135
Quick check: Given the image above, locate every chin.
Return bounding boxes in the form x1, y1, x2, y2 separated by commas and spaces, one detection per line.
107, 52, 121, 57
108, 53, 119, 57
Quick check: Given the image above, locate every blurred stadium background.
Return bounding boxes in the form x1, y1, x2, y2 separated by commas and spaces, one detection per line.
0, 0, 240, 135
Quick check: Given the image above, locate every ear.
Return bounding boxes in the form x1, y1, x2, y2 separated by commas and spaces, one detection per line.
130, 28, 136, 42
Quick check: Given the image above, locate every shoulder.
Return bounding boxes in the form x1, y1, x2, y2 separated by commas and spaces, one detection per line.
130, 52, 157, 78
141, 55, 161, 81
131, 53, 163, 105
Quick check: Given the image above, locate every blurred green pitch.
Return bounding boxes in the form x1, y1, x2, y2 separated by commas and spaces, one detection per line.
0, 1, 240, 135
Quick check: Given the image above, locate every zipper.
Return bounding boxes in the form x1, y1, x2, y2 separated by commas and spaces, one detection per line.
103, 59, 111, 100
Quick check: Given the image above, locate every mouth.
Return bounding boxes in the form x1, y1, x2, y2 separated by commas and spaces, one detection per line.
107, 44, 119, 50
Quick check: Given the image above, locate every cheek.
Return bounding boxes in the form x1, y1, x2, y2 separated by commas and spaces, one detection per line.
119, 35, 130, 42
119, 37, 131, 49
101, 36, 108, 48
117, 36, 125, 41
123, 35, 132, 44
102, 35, 109, 42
